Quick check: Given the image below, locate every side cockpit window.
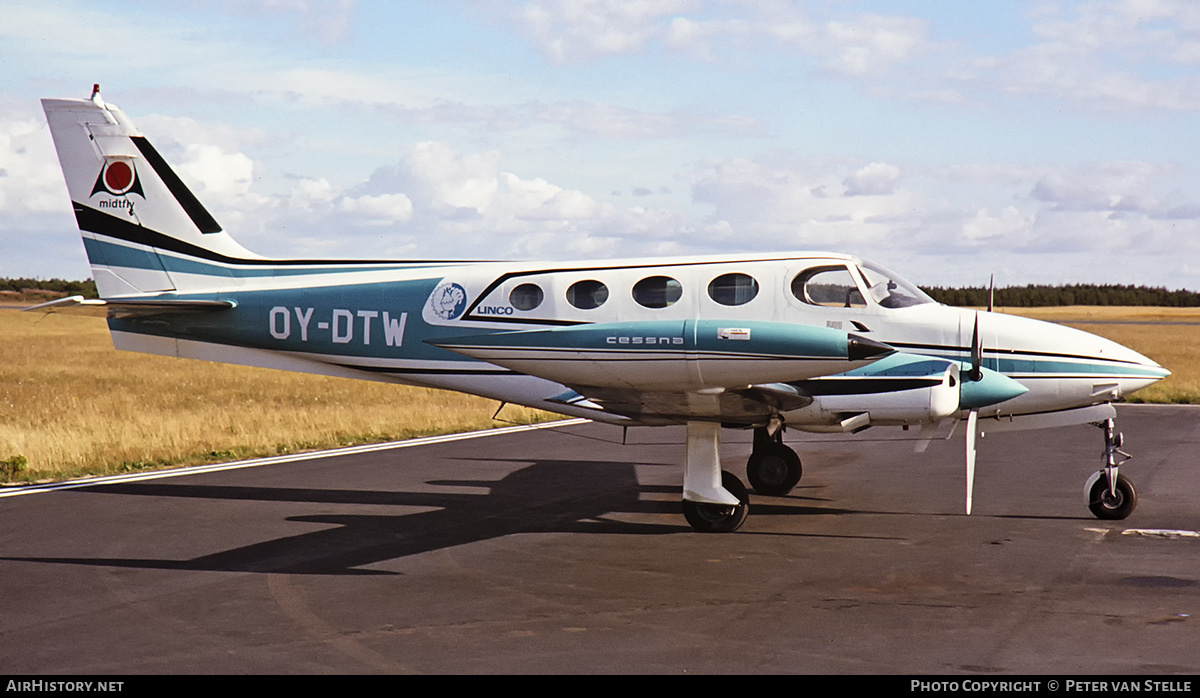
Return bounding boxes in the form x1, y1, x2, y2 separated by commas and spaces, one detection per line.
858, 261, 936, 308
792, 266, 866, 308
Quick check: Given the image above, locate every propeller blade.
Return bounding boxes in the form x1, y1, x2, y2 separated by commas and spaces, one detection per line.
987, 274, 994, 313
965, 409, 978, 515
969, 312, 983, 382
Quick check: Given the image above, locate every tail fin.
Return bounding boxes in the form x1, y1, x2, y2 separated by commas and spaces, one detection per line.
42, 87, 257, 297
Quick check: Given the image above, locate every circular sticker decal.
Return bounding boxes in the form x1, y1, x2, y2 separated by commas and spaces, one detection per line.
429, 282, 467, 321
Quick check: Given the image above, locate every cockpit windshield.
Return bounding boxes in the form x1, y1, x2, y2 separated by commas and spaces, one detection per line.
857, 261, 936, 308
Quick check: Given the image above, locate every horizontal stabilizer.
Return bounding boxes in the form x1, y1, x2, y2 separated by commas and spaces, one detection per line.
23, 295, 235, 319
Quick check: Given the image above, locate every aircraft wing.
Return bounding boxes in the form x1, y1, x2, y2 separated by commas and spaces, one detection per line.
23, 295, 235, 319
545, 349, 1027, 429
546, 382, 812, 426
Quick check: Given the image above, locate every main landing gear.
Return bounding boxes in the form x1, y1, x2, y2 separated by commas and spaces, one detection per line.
682, 470, 750, 533
680, 421, 802, 533
1085, 417, 1137, 520
681, 422, 750, 533
746, 426, 803, 496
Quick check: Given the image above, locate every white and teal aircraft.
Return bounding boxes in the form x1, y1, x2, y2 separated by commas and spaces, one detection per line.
31, 87, 1171, 532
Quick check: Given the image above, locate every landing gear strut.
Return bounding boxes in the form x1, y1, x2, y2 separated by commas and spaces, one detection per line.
1085, 417, 1137, 520
682, 421, 749, 533
746, 425, 802, 496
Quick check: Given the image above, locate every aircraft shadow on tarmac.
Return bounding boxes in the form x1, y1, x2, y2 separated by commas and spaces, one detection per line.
3, 458, 859, 576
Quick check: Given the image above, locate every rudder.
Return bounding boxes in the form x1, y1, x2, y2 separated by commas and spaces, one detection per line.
42, 86, 256, 297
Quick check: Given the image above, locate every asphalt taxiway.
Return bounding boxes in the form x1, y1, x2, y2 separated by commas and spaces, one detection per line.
1, 404, 1198, 674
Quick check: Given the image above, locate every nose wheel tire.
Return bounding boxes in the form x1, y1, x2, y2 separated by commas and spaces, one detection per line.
683, 471, 749, 533
747, 444, 802, 496
1088, 473, 1137, 520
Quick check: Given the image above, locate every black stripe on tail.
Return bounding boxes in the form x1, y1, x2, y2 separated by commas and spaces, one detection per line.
130, 136, 223, 234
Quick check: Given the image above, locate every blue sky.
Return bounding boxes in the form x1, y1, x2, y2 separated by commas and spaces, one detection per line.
2, 0, 1199, 289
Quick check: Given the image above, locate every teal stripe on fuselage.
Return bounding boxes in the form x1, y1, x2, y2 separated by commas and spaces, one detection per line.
107, 278, 481, 365
992, 357, 1166, 378
908, 348, 1166, 380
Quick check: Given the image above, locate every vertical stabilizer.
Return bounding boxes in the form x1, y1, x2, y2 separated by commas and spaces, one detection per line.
42, 88, 258, 297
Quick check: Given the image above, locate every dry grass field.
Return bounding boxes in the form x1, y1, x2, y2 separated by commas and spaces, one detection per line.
2, 305, 1194, 482
0, 309, 551, 481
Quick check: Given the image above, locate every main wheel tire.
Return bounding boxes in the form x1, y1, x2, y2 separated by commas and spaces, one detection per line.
747, 444, 802, 496
682, 471, 749, 533
1088, 473, 1137, 520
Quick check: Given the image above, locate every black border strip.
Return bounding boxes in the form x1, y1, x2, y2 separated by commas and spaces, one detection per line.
461, 255, 841, 321
130, 136, 223, 234
75, 205, 476, 268
792, 377, 941, 396
333, 363, 519, 376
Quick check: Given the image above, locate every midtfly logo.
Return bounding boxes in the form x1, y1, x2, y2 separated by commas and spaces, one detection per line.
91, 159, 144, 197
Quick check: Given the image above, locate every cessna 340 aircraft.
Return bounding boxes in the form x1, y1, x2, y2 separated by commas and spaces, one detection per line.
31, 87, 1171, 532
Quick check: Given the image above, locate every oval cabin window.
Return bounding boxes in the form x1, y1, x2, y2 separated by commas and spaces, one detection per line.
509, 283, 544, 311
566, 279, 609, 310
707, 273, 759, 306
632, 276, 683, 309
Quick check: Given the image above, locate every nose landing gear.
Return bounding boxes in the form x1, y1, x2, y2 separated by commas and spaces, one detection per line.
1085, 418, 1137, 520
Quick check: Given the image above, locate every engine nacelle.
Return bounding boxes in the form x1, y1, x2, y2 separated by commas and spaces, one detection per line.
430, 320, 893, 391
787, 357, 961, 431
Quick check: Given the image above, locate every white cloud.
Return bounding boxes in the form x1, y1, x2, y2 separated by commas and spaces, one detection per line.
1027, 161, 1192, 217
688, 156, 921, 251
132, 116, 273, 228
338, 193, 414, 224
252, 0, 357, 44
962, 206, 1034, 244
823, 14, 929, 77
0, 116, 67, 214
176, 144, 256, 198
499, 172, 601, 220
233, 139, 633, 259
199, 0, 359, 45
519, 0, 695, 63
843, 162, 901, 197
0, 103, 95, 280
971, 0, 1200, 111
516, 1, 928, 77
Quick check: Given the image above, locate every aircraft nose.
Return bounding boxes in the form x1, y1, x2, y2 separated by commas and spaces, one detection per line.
992, 312, 1172, 399
847, 334, 895, 362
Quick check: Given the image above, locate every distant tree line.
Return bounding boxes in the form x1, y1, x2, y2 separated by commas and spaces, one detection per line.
921, 284, 1200, 308
0, 278, 98, 298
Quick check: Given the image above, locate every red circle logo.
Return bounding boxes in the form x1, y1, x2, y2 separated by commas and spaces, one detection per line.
103, 161, 134, 193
